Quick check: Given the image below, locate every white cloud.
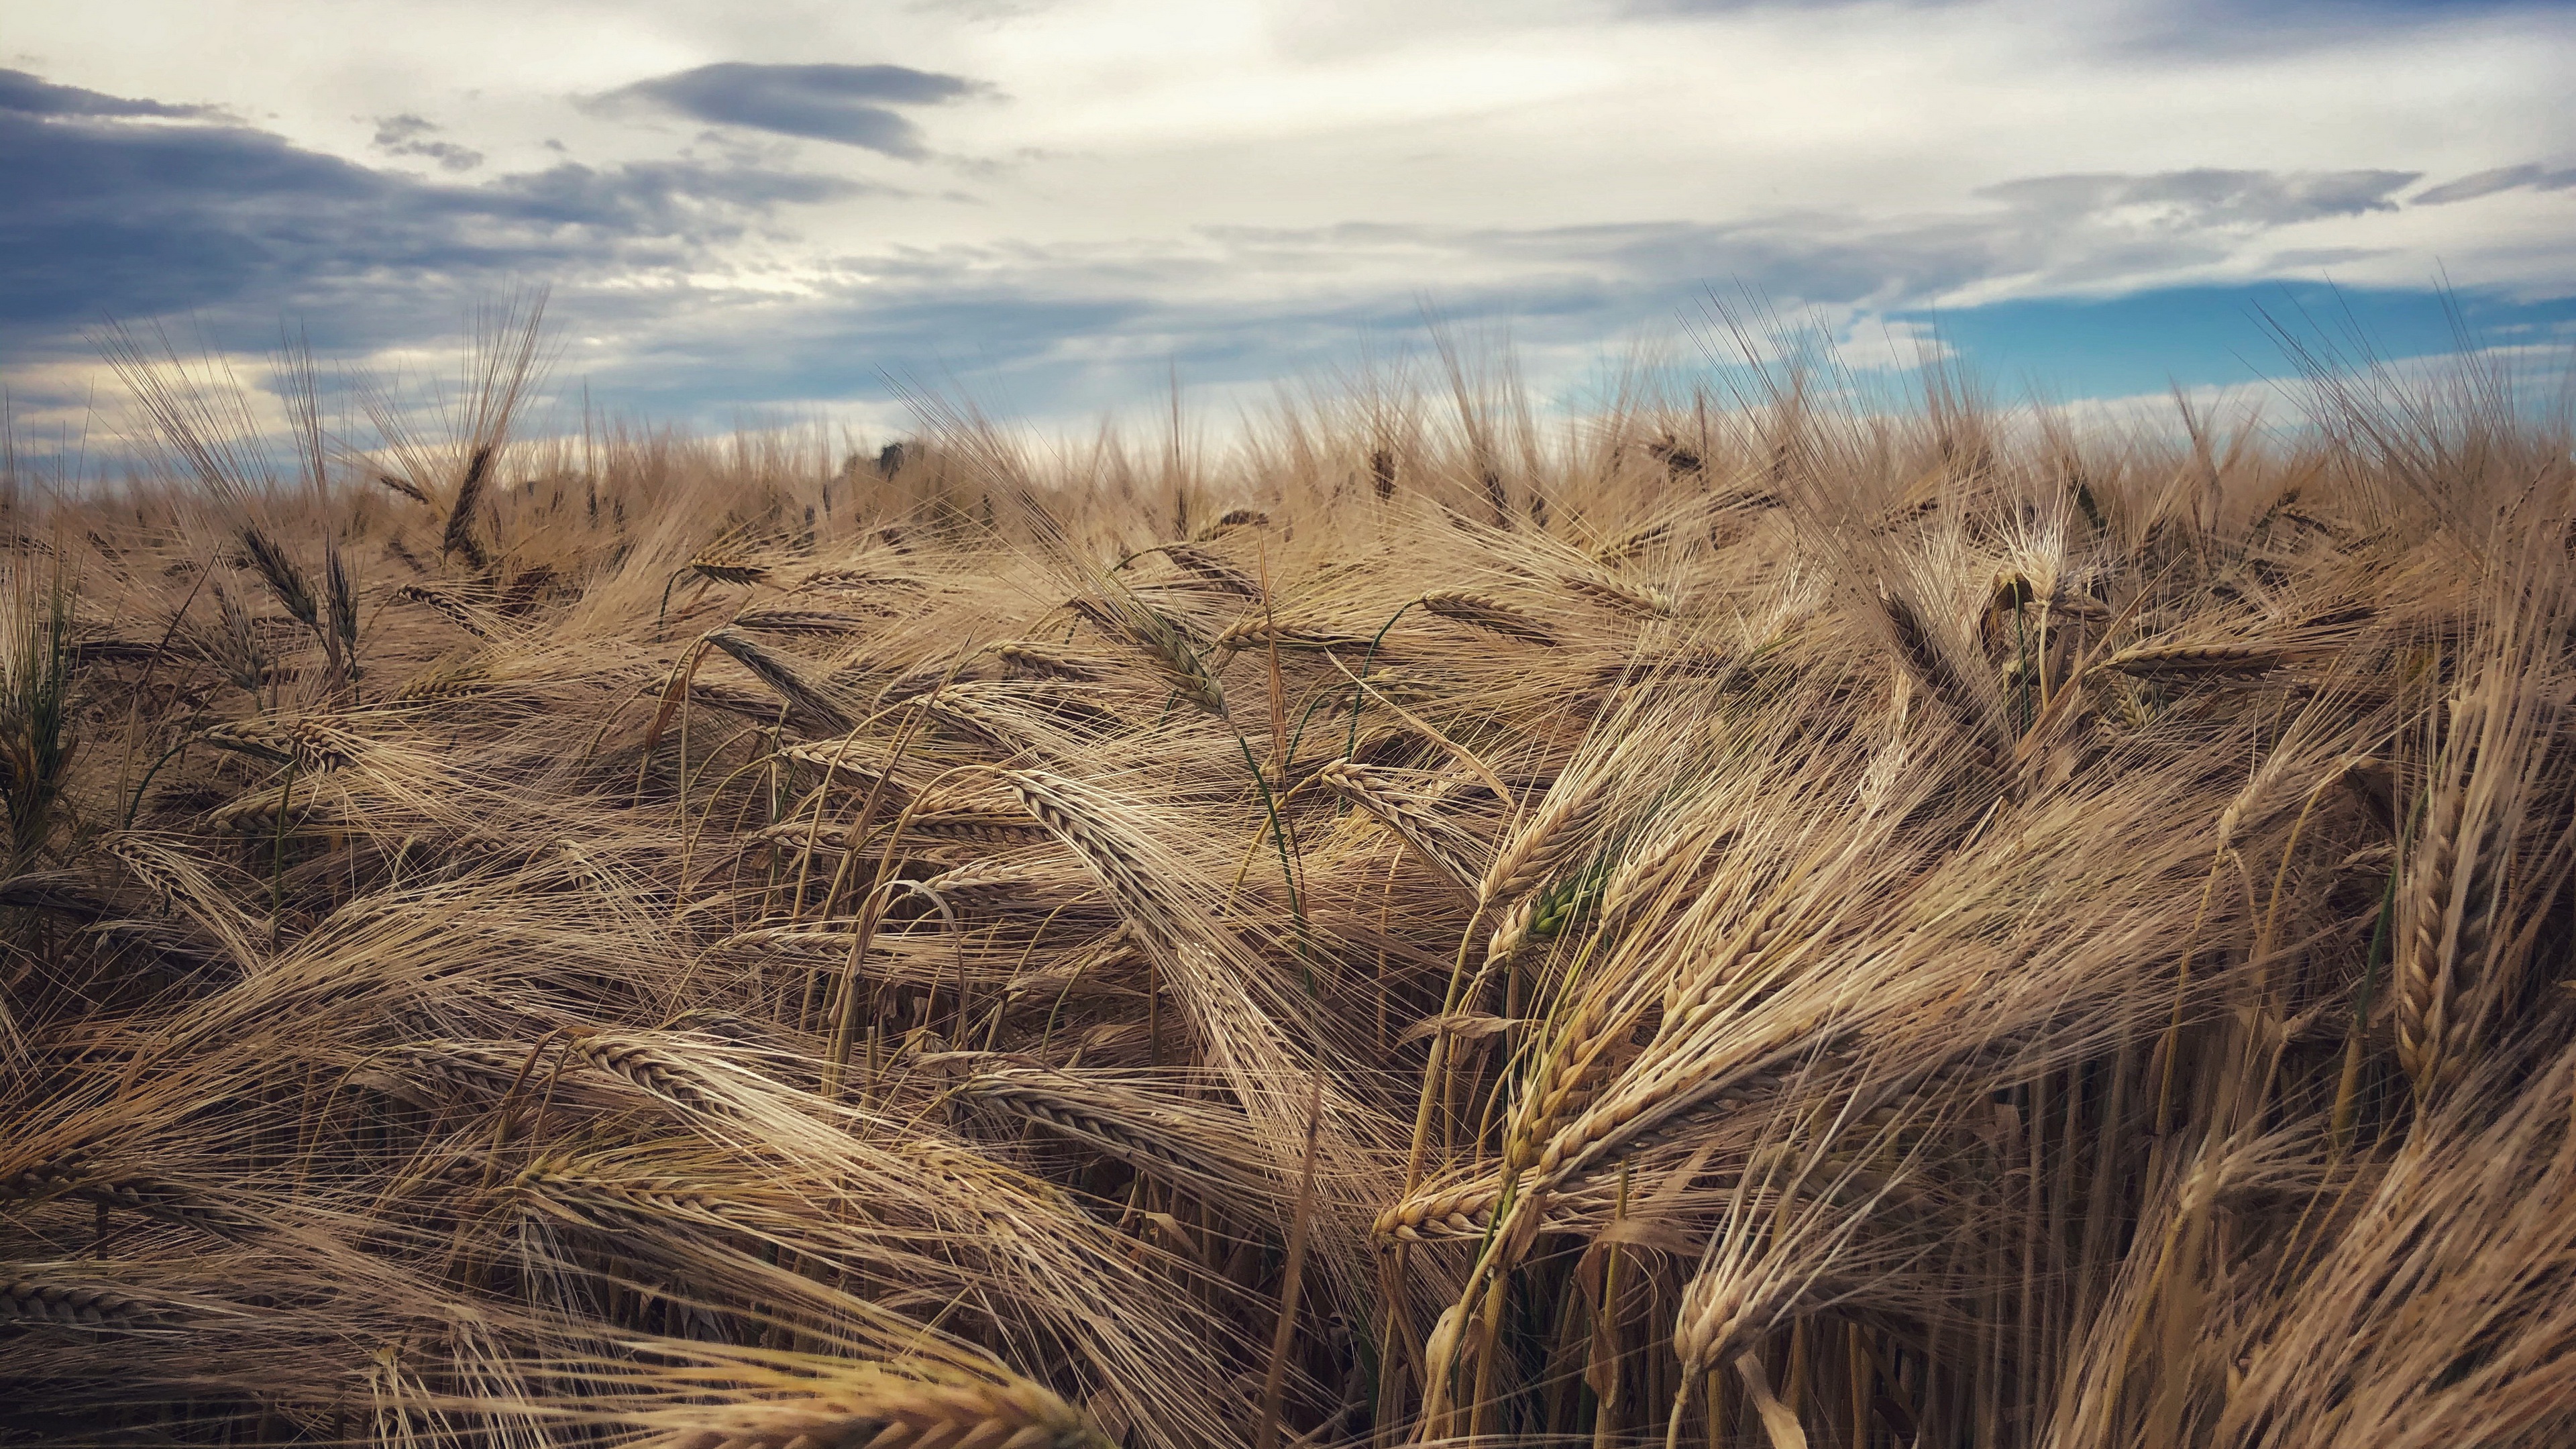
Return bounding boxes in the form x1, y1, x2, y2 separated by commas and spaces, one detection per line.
1829, 314, 1952, 374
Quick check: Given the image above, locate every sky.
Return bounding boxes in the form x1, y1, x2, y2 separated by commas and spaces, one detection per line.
4, 0, 2574, 452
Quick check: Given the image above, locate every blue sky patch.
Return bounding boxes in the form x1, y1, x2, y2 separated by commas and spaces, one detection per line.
1896, 284, 2576, 405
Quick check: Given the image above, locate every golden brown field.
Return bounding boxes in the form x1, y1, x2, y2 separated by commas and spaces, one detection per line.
4, 319, 2573, 1448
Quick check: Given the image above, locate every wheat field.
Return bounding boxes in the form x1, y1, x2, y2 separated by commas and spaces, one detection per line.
3, 317, 2573, 1448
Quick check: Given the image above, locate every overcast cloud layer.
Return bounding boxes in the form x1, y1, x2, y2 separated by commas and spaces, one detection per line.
3, 0, 2572, 443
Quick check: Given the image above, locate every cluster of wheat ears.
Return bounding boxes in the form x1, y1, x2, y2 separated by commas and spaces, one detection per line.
2, 312, 2573, 1449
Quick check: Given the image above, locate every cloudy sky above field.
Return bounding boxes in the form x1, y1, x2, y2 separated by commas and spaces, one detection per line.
5, 0, 2575, 446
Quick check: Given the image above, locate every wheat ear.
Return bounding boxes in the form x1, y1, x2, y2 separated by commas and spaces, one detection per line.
1314, 759, 1477, 891
392, 582, 497, 638
2102, 641, 2294, 678
1069, 593, 1226, 719
2, 1159, 264, 1241
1479, 778, 1605, 906
704, 628, 857, 734
987, 640, 1108, 681
1, 1277, 183, 1330
621, 1354, 1108, 1449
568, 1032, 738, 1118
1421, 591, 1558, 646
690, 554, 774, 586
1563, 572, 1678, 619
961, 1072, 1259, 1201
1880, 584, 2001, 759
731, 607, 879, 637
394, 653, 492, 702
443, 444, 494, 568
239, 525, 321, 632
2394, 706, 2506, 1097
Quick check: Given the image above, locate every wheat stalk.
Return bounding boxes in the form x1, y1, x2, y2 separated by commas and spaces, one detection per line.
999, 771, 1163, 910
200, 718, 365, 773
1483, 892, 1545, 974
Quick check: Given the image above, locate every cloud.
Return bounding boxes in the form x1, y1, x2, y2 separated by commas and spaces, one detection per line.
0, 54, 2528, 442
1633, 0, 2568, 48
906, 0, 1061, 17
2048, 0, 2576, 60
680, 161, 2435, 417
1974, 169, 2418, 229
598, 62, 994, 158
2413, 163, 2576, 205
1631, 0, 1968, 11
1173, 166, 2423, 324
549, 158, 2430, 421
371, 113, 484, 173
0, 66, 214, 119
2262, 246, 2397, 268
0, 70, 864, 354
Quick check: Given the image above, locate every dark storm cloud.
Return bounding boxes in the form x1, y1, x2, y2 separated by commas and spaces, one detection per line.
598, 62, 994, 158
2414, 164, 2576, 205
371, 113, 484, 172
0, 67, 217, 119
0, 69, 863, 354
